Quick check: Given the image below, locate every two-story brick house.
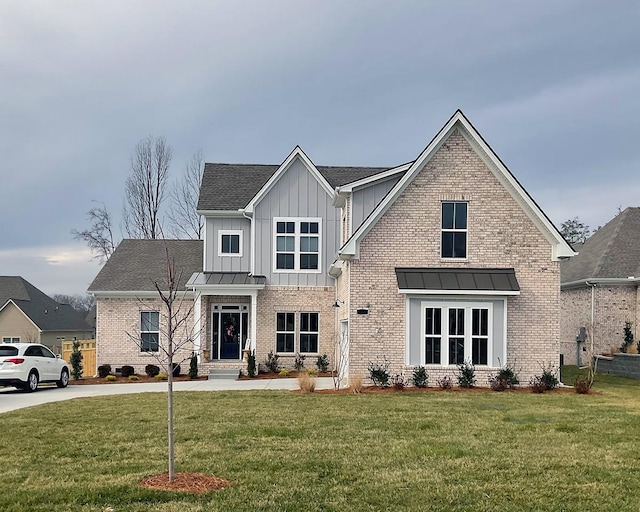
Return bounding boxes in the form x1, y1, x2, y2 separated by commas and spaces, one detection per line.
90, 110, 574, 384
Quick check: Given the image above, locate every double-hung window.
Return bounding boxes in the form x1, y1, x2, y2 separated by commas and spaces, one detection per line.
276, 312, 295, 353
218, 230, 242, 257
274, 218, 321, 272
299, 312, 319, 353
441, 202, 467, 258
275, 311, 320, 354
140, 311, 160, 352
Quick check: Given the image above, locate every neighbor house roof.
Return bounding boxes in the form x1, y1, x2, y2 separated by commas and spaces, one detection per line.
198, 162, 390, 211
0, 276, 91, 332
561, 207, 640, 285
88, 239, 204, 293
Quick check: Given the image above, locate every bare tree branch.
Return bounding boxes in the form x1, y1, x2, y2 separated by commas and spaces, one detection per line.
51, 293, 95, 313
71, 201, 117, 263
123, 135, 171, 239
167, 151, 204, 239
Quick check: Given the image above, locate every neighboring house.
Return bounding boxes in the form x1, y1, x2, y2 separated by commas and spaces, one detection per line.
560, 207, 640, 365
90, 110, 575, 384
0, 276, 94, 353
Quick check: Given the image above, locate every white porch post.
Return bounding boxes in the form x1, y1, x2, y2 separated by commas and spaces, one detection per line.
193, 292, 202, 362
250, 291, 258, 353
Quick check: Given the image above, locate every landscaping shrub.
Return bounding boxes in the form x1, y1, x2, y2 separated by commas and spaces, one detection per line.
121, 365, 135, 378
539, 363, 559, 390
457, 361, 476, 388
351, 373, 364, 393
279, 369, 290, 377
367, 356, 390, 387
128, 375, 139, 381
297, 372, 316, 393
97, 364, 112, 378
105, 375, 117, 382
488, 363, 519, 391
247, 350, 257, 378
145, 364, 160, 377
437, 375, 453, 390
392, 373, 406, 391
172, 363, 181, 377
69, 341, 83, 381
307, 368, 317, 375
294, 352, 306, 371
316, 354, 330, 373
488, 375, 507, 392
621, 321, 634, 353
412, 366, 428, 388
188, 354, 198, 379
574, 378, 591, 394
155, 373, 168, 381
265, 351, 280, 373
530, 375, 546, 393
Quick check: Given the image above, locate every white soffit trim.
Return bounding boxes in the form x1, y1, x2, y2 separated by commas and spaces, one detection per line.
196, 210, 244, 217
339, 162, 413, 193
91, 291, 195, 298
398, 288, 520, 296
340, 110, 576, 261
244, 146, 334, 214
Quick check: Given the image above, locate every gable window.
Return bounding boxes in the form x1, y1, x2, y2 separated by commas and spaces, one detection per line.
441, 202, 467, 258
140, 311, 160, 352
300, 312, 319, 353
2, 337, 20, 343
218, 230, 242, 257
274, 218, 321, 272
276, 312, 295, 353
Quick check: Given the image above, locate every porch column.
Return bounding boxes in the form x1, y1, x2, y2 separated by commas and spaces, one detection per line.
250, 291, 258, 353
193, 291, 202, 362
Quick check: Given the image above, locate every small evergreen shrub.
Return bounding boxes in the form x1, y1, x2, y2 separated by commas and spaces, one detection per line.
488, 375, 507, 392
121, 365, 135, 378
530, 375, 546, 393
574, 378, 591, 394
294, 352, 306, 371
145, 364, 160, 377
171, 363, 181, 377
392, 373, 406, 391
279, 369, 290, 377
69, 341, 83, 381
621, 321, 634, 353
105, 375, 117, 382
316, 354, 330, 373
188, 354, 198, 380
437, 375, 453, 390
128, 375, 139, 381
247, 350, 257, 378
97, 364, 112, 378
539, 363, 559, 390
307, 368, 317, 375
265, 351, 280, 373
367, 356, 390, 387
488, 363, 519, 391
155, 373, 168, 381
412, 366, 429, 388
456, 361, 476, 388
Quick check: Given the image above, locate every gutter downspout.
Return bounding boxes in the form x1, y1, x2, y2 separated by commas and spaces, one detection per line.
241, 209, 254, 275
586, 281, 596, 364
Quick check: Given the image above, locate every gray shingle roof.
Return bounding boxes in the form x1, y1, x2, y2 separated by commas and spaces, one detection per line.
561, 207, 640, 283
396, 268, 520, 292
88, 239, 204, 292
0, 276, 92, 332
197, 162, 394, 211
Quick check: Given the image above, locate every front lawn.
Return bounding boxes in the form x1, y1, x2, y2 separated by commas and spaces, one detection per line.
1, 369, 640, 511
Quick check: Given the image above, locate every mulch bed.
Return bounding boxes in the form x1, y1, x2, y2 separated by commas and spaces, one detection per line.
69, 375, 208, 385
238, 371, 333, 380
140, 472, 230, 493
308, 385, 581, 395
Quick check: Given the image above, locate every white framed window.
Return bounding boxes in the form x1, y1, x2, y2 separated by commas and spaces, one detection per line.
441, 202, 467, 259
421, 301, 492, 366
218, 230, 242, 257
140, 311, 160, 352
2, 337, 20, 343
276, 312, 295, 353
273, 218, 321, 273
300, 312, 319, 353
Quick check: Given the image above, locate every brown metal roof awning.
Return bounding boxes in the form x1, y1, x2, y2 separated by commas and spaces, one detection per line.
396, 268, 520, 295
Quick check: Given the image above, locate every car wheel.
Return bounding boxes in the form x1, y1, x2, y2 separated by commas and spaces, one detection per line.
26, 371, 39, 392
57, 368, 69, 388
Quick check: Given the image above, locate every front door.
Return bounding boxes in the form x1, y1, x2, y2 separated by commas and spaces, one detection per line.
211, 305, 248, 360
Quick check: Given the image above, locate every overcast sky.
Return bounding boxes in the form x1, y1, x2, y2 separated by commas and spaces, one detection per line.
1, 1, 639, 296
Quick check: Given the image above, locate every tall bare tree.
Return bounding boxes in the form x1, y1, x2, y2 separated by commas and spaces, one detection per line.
71, 201, 117, 262
123, 135, 172, 239
51, 293, 95, 313
167, 151, 204, 239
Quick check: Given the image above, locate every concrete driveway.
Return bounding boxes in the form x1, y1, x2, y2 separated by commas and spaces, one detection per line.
0, 377, 335, 414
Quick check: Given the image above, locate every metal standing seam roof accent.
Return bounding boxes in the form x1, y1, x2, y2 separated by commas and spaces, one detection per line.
395, 268, 520, 292
189, 273, 267, 287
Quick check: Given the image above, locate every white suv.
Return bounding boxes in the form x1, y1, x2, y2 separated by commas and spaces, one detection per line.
0, 343, 69, 392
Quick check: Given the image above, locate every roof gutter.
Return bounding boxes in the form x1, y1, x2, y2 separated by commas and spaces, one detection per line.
561, 277, 640, 290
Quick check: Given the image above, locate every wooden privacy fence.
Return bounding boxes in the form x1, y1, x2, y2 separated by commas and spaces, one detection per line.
62, 340, 96, 378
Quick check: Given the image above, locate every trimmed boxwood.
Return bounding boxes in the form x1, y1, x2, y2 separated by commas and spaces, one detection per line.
145, 364, 160, 377
121, 365, 135, 378
97, 364, 111, 378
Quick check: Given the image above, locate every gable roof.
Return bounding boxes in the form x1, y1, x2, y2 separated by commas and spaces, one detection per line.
0, 276, 91, 332
88, 239, 204, 293
561, 207, 640, 285
339, 109, 576, 262
198, 155, 389, 212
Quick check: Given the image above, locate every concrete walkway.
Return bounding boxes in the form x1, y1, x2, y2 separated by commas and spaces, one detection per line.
0, 377, 335, 414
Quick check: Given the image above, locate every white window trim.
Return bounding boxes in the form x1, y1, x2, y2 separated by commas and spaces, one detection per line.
273, 217, 322, 274
2, 337, 20, 343
275, 311, 296, 354
218, 229, 243, 257
440, 201, 468, 260
420, 300, 494, 367
299, 311, 320, 354
140, 310, 160, 353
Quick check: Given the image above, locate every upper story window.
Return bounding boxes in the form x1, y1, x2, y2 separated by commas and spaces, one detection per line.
441, 202, 467, 259
218, 230, 242, 257
140, 311, 160, 352
274, 218, 321, 272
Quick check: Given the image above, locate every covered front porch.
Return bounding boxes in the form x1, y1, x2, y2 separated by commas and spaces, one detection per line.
187, 272, 266, 366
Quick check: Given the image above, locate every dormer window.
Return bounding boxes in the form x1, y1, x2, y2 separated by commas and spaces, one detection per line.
274, 218, 321, 272
441, 202, 467, 259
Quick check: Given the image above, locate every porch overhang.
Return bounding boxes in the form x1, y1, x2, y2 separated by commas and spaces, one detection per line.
396, 268, 520, 296
186, 272, 266, 295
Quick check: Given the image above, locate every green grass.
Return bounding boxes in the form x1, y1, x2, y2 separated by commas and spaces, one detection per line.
1, 368, 640, 511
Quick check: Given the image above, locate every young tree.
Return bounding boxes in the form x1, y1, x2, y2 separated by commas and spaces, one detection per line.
71, 201, 117, 262
559, 217, 590, 244
167, 151, 204, 239
122, 135, 172, 239
126, 244, 199, 481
